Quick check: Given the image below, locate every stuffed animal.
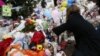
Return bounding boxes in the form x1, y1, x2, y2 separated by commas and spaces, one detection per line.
0, 38, 13, 56
31, 31, 45, 44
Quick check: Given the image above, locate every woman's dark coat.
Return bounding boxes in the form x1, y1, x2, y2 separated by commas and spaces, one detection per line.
53, 12, 100, 56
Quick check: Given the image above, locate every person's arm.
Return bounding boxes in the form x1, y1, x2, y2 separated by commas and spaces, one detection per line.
52, 13, 76, 36
52, 23, 67, 36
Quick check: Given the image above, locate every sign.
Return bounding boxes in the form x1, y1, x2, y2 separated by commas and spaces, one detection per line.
2, 5, 12, 16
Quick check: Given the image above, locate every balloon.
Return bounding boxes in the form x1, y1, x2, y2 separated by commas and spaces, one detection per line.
44, 9, 52, 19
68, 0, 75, 3
61, 0, 67, 7
68, 0, 75, 7
60, 7, 66, 11
52, 9, 61, 26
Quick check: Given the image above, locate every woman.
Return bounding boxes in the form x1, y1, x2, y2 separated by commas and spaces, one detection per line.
52, 5, 100, 56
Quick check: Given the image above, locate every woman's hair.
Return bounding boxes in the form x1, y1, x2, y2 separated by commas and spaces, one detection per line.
67, 5, 80, 17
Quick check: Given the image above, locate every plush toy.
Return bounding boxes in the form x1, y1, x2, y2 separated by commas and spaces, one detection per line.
23, 47, 45, 56
45, 48, 52, 56
56, 51, 66, 56
31, 31, 45, 44
23, 49, 46, 56
23, 50, 38, 56
37, 44, 43, 51
2, 34, 12, 40
38, 50, 46, 56
52, 8, 61, 26
0, 38, 13, 56
5, 43, 24, 56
